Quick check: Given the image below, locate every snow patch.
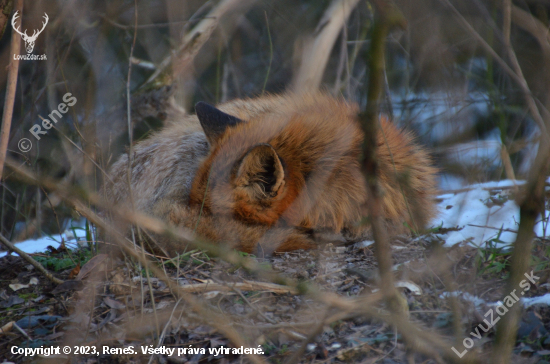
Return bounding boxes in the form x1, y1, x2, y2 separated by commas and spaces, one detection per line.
432, 180, 549, 247
523, 293, 550, 308
0, 222, 91, 258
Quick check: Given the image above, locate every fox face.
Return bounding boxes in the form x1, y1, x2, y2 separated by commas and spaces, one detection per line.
105, 93, 437, 255
189, 103, 292, 226
188, 95, 367, 235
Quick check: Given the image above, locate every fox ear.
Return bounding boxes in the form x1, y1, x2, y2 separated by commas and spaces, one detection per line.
235, 144, 285, 199
195, 102, 243, 143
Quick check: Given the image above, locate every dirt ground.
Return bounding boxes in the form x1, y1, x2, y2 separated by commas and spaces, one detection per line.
1, 235, 549, 363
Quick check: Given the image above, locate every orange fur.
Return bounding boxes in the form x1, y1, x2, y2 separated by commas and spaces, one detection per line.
105, 93, 438, 255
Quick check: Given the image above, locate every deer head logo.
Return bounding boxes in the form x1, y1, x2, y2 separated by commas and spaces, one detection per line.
11, 11, 48, 54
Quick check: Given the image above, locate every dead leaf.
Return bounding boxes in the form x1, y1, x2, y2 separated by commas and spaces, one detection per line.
76, 254, 108, 280
9, 283, 29, 291
0, 295, 24, 308
104, 297, 126, 310
395, 280, 423, 296
69, 264, 81, 279
110, 271, 131, 295
46, 243, 67, 254
51, 280, 84, 294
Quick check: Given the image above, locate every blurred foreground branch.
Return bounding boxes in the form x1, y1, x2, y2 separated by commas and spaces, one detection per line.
292, 0, 360, 93
491, 2, 550, 362
437, 1, 550, 361
359, 0, 405, 316
4, 156, 483, 362
0, 0, 21, 180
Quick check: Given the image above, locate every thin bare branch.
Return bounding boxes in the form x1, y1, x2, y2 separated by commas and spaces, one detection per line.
358, 0, 405, 313
438, 0, 549, 138
0, 0, 22, 180
292, 0, 360, 93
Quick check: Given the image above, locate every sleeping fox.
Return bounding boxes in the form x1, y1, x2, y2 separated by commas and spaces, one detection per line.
105, 93, 437, 255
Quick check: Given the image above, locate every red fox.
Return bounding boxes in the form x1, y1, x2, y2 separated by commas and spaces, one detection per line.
105, 93, 437, 255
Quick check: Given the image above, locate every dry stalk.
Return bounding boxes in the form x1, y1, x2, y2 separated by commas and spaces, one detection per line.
291, 0, 360, 93
140, 0, 257, 92
355, 2, 481, 362
179, 280, 299, 295
0, 0, 22, 180
150, 298, 182, 364
358, 0, 406, 316
125, 0, 161, 338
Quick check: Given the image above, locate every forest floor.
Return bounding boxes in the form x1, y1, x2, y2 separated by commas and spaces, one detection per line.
0, 231, 549, 363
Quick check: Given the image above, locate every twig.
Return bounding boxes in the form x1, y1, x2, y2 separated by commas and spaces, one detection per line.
13, 321, 32, 341
356, 2, 461, 362
438, 183, 524, 195
0, 232, 64, 285
149, 298, 182, 364
178, 280, 299, 295
261, 11, 273, 95
78, 208, 268, 364
358, 0, 405, 314
0, 0, 22, 180
467, 224, 518, 233
233, 321, 318, 329
232, 287, 277, 324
